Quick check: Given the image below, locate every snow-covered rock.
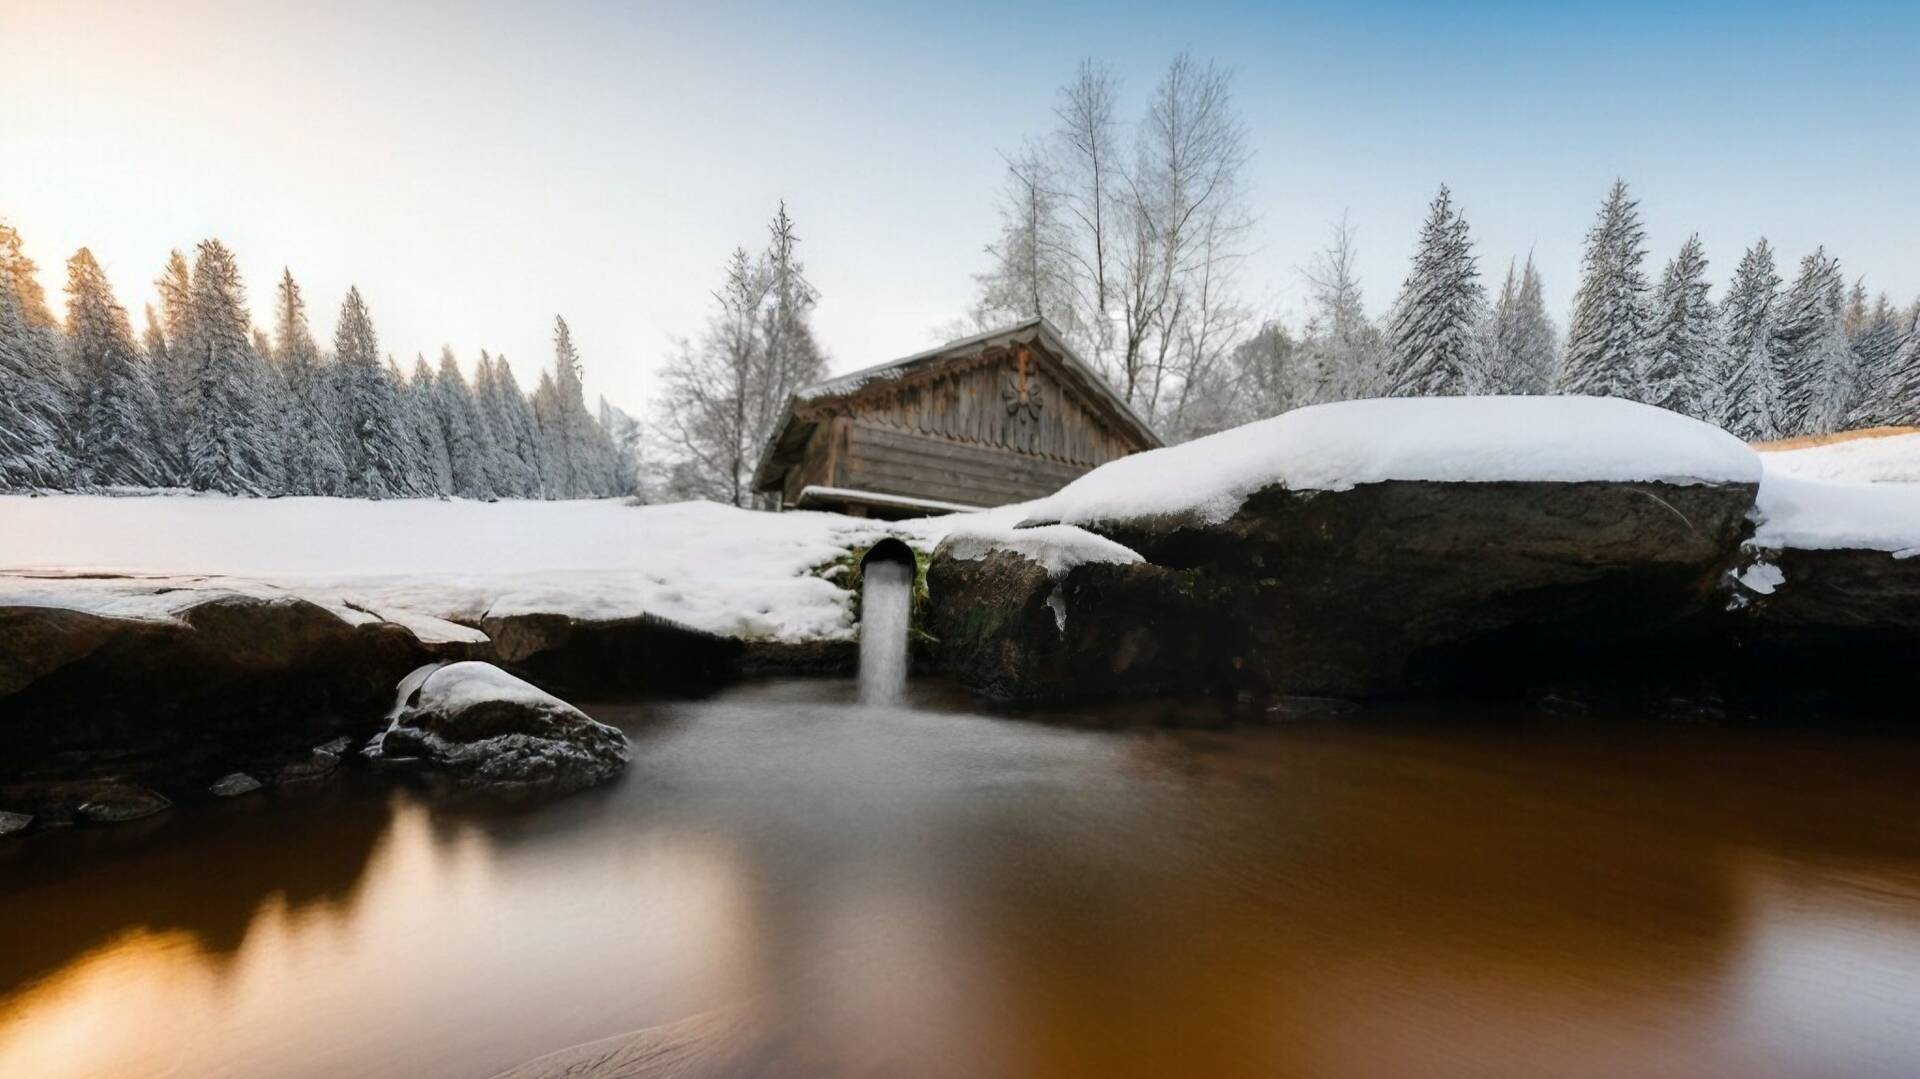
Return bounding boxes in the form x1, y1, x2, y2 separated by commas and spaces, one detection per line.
209, 772, 263, 797
373, 662, 628, 794
933, 398, 1762, 701
1758, 431, 1920, 486
928, 526, 1207, 703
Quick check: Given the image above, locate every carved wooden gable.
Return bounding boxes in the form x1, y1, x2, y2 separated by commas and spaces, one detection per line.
831, 340, 1139, 468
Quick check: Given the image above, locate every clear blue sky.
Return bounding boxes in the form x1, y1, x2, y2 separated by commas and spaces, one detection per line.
4, 0, 1915, 413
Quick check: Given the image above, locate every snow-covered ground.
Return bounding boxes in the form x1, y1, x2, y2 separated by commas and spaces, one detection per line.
1758, 432, 1920, 485
1753, 434, 1920, 556
0, 496, 938, 641
1029, 396, 1761, 526
8, 402, 1920, 646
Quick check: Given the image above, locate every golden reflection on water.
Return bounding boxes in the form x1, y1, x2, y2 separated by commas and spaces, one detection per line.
4, 681, 1920, 1078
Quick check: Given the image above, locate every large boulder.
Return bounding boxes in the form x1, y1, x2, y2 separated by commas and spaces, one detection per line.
927, 525, 1206, 702
931, 398, 1764, 703
0, 589, 441, 779
373, 662, 629, 794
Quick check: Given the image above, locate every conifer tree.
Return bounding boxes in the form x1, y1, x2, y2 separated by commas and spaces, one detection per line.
1771, 248, 1849, 436
184, 239, 284, 494
1880, 306, 1920, 427
1642, 235, 1715, 416
1381, 185, 1484, 396
64, 248, 166, 487
0, 257, 75, 489
1709, 240, 1784, 439
473, 351, 531, 497
433, 346, 495, 498
149, 250, 196, 475
489, 355, 545, 497
1481, 254, 1559, 394
272, 269, 349, 495
407, 356, 453, 495
333, 287, 415, 498
1843, 295, 1906, 428
1558, 181, 1651, 400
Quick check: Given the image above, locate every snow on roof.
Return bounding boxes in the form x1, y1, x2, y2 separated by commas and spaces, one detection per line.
1027, 395, 1763, 527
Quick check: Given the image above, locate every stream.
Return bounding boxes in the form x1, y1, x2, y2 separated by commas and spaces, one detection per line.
3, 680, 1919, 1078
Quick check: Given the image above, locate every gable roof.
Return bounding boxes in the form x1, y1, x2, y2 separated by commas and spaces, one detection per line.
751, 317, 1160, 493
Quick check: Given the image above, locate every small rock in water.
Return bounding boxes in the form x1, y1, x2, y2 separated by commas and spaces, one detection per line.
277, 750, 341, 784
314, 736, 353, 757
374, 661, 629, 794
76, 784, 171, 824
0, 811, 32, 837
209, 772, 263, 798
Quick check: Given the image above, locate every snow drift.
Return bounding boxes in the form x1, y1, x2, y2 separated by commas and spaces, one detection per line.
1028, 396, 1762, 527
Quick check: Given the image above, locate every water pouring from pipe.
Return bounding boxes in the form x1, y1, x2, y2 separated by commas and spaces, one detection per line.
857, 539, 914, 706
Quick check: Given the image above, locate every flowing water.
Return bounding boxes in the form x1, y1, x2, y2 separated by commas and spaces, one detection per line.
855, 557, 911, 706
4, 680, 1920, 1078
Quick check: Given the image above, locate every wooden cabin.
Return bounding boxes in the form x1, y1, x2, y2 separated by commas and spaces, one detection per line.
752, 317, 1161, 517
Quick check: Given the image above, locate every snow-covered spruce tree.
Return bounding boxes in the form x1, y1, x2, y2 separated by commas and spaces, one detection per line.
1880, 306, 1920, 426
183, 240, 285, 495
1708, 240, 1784, 440
598, 396, 643, 500
332, 288, 415, 498
1381, 185, 1484, 397
536, 316, 622, 498
406, 356, 453, 495
0, 224, 76, 489
1843, 294, 1907, 428
271, 269, 349, 495
473, 351, 531, 497
479, 353, 543, 497
149, 250, 196, 478
433, 346, 497, 498
1557, 181, 1651, 400
1771, 248, 1849, 436
1481, 254, 1560, 394
0, 260, 77, 490
1641, 235, 1715, 417
64, 248, 166, 487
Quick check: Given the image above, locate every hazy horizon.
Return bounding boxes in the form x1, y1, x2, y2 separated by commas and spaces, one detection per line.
5, 0, 1917, 413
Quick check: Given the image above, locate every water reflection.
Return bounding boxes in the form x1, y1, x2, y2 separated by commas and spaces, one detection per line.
3, 681, 1919, 1077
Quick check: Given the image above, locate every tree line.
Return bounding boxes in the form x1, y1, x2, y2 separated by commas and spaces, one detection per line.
0, 223, 638, 497
968, 56, 1920, 443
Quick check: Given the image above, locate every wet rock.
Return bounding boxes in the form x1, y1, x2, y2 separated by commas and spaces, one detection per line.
0, 593, 436, 780
277, 747, 342, 784
76, 783, 171, 824
209, 772, 263, 798
927, 534, 1209, 704
373, 662, 628, 794
477, 612, 739, 693
956, 478, 1760, 703
0, 810, 31, 836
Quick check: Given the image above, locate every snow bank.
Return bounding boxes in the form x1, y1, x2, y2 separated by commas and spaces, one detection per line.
1758, 432, 1920, 485
1029, 396, 1761, 526
1749, 473, 1920, 557
0, 496, 917, 641
941, 523, 1142, 578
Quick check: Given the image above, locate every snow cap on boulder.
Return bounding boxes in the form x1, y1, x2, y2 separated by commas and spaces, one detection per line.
1030, 396, 1763, 527
375, 661, 629, 794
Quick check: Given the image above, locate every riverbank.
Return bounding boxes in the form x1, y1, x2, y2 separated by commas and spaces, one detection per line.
5, 401, 1920, 834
